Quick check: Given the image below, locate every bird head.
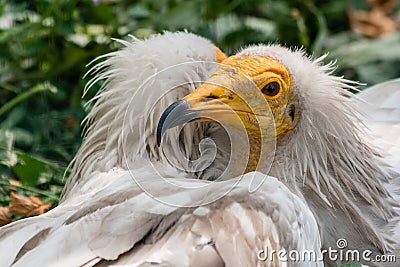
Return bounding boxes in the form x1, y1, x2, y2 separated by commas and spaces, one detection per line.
157, 48, 306, 174
158, 54, 299, 136
156, 44, 366, 179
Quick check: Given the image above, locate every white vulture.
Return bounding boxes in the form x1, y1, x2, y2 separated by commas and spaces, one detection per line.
0, 31, 399, 267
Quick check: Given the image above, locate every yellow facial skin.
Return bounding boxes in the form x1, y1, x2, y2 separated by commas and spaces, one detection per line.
184, 55, 299, 139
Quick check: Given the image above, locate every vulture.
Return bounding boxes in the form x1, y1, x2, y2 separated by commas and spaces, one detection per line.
0, 31, 399, 267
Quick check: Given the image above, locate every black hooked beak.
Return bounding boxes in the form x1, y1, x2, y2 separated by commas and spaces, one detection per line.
157, 100, 200, 146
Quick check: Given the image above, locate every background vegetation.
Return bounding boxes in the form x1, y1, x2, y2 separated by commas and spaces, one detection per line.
0, 0, 399, 222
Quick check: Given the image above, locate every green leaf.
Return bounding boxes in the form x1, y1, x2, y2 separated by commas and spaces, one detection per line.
329, 34, 400, 67
0, 106, 26, 129
13, 153, 47, 187
90, 3, 115, 24
307, 2, 328, 56
159, 1, 202, 30
326, 33, 400, 84
0, 83, 55, 118
244, 17, 276, 39
127, 3, 151, 19
0, 23, 33, 43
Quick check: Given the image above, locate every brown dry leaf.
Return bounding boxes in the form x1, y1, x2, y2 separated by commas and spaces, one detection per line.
348, 0, 398, 38
9, 192, 51, 217
368, 0, 396, 12
348, 9, 397, 37
9, 179, 21, 192
0, 206, 12, 226
9, 179, 21, 187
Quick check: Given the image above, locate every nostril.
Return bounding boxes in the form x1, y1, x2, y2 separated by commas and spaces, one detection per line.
207, 94, 219, 99
201, 94, 219, 102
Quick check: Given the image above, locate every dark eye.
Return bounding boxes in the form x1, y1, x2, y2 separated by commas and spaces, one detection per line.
261, 82, 280, 97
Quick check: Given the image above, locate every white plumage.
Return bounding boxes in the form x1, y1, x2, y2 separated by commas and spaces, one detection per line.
357, 79, 400, 173
0, 31, 399, 267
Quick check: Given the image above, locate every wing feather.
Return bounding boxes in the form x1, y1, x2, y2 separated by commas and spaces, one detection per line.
0, 168, 321, 267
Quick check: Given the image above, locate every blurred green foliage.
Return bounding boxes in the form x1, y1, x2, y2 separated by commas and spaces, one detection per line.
0, 0, 399, 211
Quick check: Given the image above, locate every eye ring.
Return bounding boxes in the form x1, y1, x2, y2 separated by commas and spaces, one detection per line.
261, 81, 280, 97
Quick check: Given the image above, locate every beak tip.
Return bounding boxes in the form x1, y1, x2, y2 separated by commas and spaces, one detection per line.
156, 99, 195, 147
